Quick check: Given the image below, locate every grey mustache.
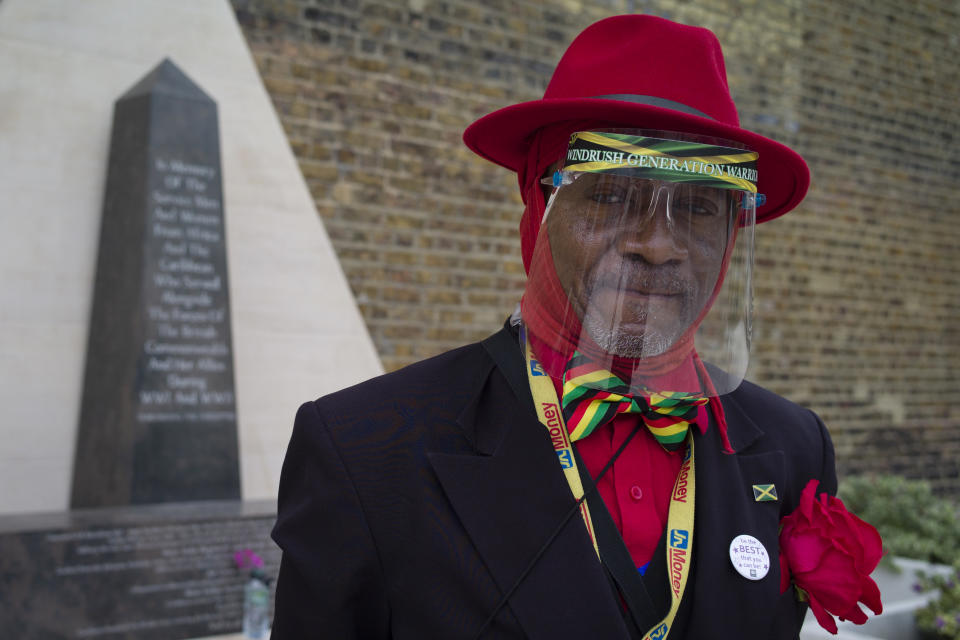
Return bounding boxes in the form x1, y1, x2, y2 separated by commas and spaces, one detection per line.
592, 266, 694, 296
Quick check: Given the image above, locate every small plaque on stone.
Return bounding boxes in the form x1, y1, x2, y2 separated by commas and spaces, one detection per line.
0, 502, 278, 639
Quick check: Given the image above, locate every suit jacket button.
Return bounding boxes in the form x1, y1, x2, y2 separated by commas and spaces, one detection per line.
629, 485, 643, 501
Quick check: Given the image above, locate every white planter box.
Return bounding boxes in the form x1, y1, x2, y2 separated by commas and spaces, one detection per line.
799, 557, 953, 640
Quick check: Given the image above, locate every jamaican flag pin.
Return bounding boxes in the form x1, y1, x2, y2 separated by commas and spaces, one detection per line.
752, 484, 777, 502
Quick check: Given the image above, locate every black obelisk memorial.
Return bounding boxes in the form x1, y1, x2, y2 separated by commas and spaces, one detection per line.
72, 59, 240, 506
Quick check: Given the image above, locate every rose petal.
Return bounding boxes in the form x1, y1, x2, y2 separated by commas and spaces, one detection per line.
859, 575, 883, 615
818, 490, 830, 508
837, 602, 868, 625
834, 509, 882, 575
832, 510, 867, 566
857, 520, 883, 573
807, 592, 839, 635
784, 531, 835, 574
813, 497, 838, 529
795, 548, 862, 613
799, 479, 818, 520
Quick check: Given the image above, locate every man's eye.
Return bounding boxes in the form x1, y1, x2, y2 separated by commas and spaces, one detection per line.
676, 198, 721, 216
589, 190, 625, 204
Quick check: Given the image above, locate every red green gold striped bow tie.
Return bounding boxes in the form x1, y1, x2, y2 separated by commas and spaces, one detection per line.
561, 352, 709, 451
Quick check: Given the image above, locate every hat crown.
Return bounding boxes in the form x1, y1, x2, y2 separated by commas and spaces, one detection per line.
543, 15, 739, 127
462, 14, 810, 223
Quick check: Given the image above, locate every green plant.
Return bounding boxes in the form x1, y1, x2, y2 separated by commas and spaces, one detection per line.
839, 475, 960, 565
914, 558, 960, 640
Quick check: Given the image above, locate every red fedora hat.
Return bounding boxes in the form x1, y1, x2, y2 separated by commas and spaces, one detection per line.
463, 14, 809, 223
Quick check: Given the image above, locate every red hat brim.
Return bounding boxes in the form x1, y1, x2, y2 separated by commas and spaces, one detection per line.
463, 96, 809, 224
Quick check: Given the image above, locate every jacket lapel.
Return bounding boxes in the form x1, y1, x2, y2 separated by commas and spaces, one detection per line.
719, 389, 764, 452
427, 328, 630, 640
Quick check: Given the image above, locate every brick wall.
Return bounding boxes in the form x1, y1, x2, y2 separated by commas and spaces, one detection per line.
232, 0, 960, 494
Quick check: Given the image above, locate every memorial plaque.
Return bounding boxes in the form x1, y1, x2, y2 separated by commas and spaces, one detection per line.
0, 501, 278, 639
73, 59, 240, 507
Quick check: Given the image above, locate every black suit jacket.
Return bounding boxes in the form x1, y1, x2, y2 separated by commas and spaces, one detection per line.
271, 326, 837, 639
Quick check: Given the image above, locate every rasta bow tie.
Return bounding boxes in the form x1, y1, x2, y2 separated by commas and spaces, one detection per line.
561, 352, 708, 451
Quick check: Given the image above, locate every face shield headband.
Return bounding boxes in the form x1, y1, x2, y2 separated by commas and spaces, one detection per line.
521, 130, 758, 397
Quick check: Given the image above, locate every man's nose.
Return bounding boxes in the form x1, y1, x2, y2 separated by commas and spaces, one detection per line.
616, 195, 688, 264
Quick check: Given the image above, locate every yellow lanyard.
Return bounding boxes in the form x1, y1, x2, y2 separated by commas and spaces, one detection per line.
523, 330, 695, 639
525, 332, 600, 557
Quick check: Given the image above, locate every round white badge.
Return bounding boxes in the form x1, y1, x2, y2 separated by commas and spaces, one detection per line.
729, 534, 770, 581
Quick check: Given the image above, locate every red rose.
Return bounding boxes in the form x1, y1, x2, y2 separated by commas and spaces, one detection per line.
779, 479, 883, 634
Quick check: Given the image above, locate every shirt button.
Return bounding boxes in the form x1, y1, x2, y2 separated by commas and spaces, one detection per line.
629, 485, 643, 501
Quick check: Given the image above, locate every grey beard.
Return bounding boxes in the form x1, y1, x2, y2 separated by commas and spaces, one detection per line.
579, 267, 698, 358
581, 307, 680, 358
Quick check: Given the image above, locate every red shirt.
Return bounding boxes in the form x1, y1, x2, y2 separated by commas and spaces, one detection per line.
531, 332, 710, 570
576, 415, 685, 570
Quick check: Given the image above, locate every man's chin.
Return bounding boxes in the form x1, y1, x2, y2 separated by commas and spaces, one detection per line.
581, 314, 677, 358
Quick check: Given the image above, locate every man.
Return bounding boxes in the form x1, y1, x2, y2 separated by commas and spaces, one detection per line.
271, 15, 837, 639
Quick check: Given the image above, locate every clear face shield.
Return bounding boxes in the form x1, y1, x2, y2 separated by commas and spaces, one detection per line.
527, 130, 758, 396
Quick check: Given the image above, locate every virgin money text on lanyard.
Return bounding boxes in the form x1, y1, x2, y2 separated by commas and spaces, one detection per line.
523, 327, 695, 640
